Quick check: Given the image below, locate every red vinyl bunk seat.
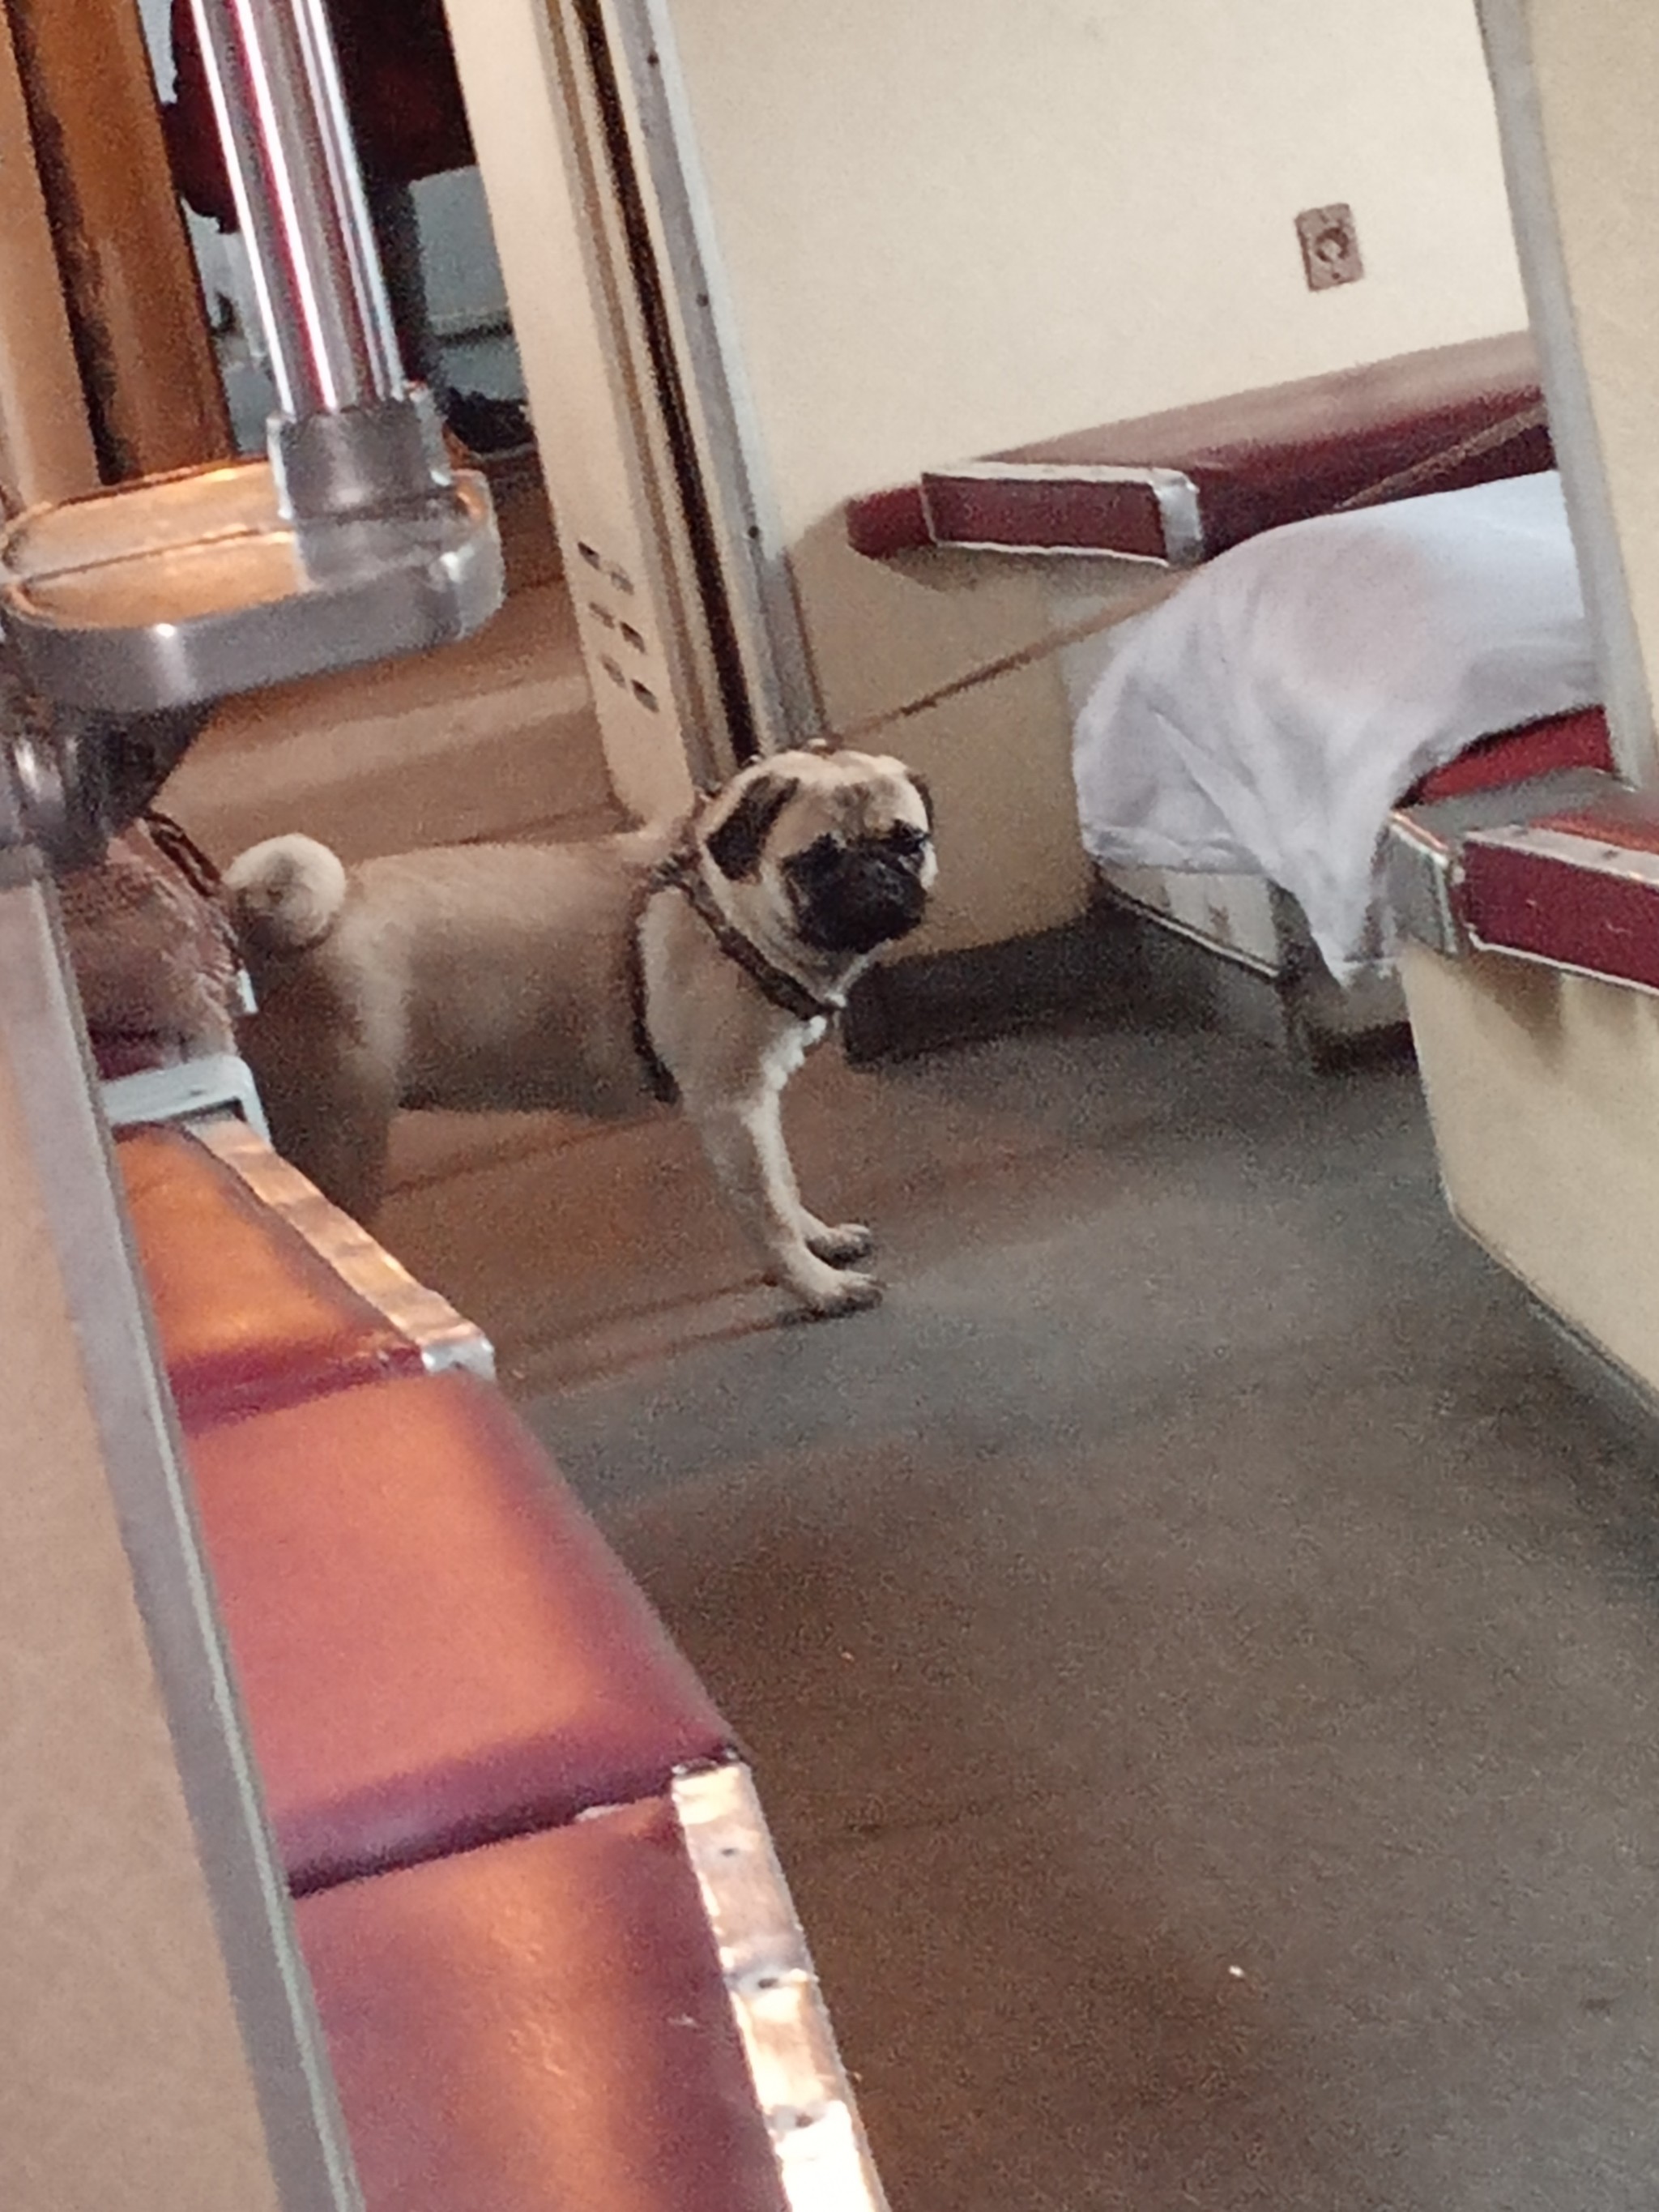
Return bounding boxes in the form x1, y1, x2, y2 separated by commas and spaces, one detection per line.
1407, 705, 1613, 804
118, 1122, 428, 1428
1457, 789, 1659, 992
1385, 715, 1659, 998
122, 1125, 881, 2208
186, 1367, 740, 1893
846, 331, 1550, 562
295, 1801, 791, 2212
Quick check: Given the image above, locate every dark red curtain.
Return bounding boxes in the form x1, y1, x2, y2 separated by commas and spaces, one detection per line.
163, 0, 476, 228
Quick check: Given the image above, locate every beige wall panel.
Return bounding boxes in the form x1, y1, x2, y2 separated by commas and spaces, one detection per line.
1401, 943, 1659, 1395
879, 651, 1095, 955
658, 0, 1528, 938
1518, 0, 1659, 775
444, 0, 699, 821
795, 525, 1174, 746
0, 1047, 282, 2212
665, 0, 1525, 540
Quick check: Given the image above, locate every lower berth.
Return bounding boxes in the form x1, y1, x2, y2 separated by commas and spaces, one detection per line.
1384, 755, 1659, 1409
840, 332, 1611, 1055
1060, 470, 1607, 1049
119, 1117, 885, 2212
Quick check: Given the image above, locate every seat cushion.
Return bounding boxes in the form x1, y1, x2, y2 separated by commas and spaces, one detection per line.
296, 1800, 787, 2212
1408, 704, 1613, 804
188, 1369, 738, 1890
1458, 792, 1659, 992
118, 1123, 425, 1428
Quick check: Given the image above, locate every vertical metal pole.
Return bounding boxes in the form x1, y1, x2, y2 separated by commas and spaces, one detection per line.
184, 0, 402, 418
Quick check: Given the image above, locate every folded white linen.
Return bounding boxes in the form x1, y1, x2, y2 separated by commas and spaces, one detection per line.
1068, 471, 1598, 978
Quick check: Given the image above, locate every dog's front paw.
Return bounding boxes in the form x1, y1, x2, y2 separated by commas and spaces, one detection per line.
806, 1220, 875, 1267
778, 1255, 884, 1320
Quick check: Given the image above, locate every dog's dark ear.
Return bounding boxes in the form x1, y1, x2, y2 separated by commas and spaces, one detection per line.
704, 771, 800, 881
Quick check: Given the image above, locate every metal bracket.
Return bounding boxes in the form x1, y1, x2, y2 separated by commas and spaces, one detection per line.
0, 424, 501, 723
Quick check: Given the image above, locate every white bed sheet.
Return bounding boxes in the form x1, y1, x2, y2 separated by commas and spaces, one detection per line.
1067, 471, 1598, 980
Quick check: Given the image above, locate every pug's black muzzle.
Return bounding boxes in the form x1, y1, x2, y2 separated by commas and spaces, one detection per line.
785, 839, 930, 956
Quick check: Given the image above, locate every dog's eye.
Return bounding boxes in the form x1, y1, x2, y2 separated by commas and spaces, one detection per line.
885, 822, 930, 856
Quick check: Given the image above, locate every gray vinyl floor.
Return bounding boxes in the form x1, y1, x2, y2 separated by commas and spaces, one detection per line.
164, 531, 1659, 2209
495, 1013, 1659, 2212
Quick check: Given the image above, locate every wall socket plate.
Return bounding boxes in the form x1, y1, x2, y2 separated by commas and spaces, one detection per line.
1296, 203, 1364, 291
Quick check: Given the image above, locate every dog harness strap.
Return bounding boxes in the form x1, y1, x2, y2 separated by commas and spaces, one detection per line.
626, 881, 680, 1107
629, 984, 679, 1105
650, 848, 841, 1026
141, 808, 226, 899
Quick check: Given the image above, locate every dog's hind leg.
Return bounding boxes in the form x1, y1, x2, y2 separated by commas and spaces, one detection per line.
254, 1040, 399, 1225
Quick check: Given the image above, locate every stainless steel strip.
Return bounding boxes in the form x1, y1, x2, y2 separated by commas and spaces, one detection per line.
194, 1113, 496, 1378
605, 0, 827, 755
1384, 813, 1467, 959
100, 1050, 271, 1140
1152, 468, 1206, 567
1095, 869, 1284, 976
675, 1763, 889, 2212
1467, 818, 1659, 883
1459, 935, 1659, 1001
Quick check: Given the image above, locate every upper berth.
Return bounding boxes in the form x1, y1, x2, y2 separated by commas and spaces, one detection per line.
845, 331, 1550, 566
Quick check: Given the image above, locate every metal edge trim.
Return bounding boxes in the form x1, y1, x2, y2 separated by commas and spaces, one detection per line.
1094, 875, 1284, 977
100, 1052, 271, 1141
922, 459, 1200, 489
1384, 820, 1468, 958
673, 1764, 889, 2212
912, 533, 1179, 566
1153, 469, 1206, 566
1465, 821, 1659, 883
608, 0, 826, 748
193, 1115, 495, 1379
1461, 929, 1659, 1001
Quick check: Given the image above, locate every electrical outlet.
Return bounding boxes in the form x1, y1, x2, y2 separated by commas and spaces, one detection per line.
1296, 203, 1364, 291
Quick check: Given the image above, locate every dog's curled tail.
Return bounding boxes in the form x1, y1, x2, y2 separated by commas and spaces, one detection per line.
224, 833, 349, 954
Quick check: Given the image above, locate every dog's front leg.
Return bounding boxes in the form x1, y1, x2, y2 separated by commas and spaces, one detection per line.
802, 1215, 876, 1266
774, 1134, 874, 1269
684, 1083, 881, 1317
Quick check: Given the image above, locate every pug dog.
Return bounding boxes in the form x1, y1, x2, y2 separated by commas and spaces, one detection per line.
222, 745, 936, 1317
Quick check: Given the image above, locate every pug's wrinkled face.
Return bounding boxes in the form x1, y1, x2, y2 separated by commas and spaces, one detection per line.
702, 747, 936, 959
